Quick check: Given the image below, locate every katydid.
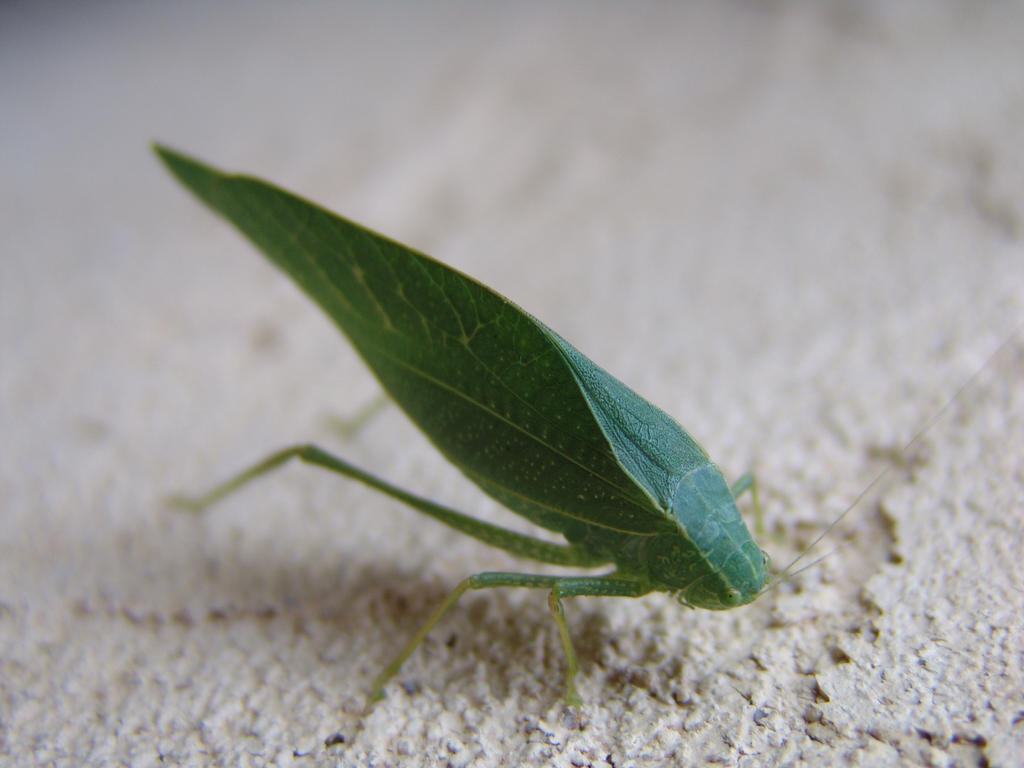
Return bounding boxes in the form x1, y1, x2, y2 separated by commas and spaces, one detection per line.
155, 145, 769, 707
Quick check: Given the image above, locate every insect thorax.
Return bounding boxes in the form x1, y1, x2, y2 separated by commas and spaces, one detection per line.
644, 464, 767, 610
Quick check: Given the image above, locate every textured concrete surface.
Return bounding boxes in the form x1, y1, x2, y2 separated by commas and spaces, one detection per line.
2, 3, 1023, 766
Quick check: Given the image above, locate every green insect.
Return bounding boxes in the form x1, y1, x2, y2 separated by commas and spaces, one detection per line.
155, 145, 770, 708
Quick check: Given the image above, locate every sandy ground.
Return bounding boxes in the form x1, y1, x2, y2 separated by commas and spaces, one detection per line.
2, 3, 1023, 766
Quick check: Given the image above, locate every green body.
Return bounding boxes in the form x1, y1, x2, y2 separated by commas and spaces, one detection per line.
157, 145, 767, 704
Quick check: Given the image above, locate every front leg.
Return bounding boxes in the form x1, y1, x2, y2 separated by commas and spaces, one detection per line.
369, 571, 652, 709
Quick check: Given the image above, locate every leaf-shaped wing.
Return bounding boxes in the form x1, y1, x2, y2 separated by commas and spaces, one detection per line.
156, 146, 707, 536
544, 331, 709, 509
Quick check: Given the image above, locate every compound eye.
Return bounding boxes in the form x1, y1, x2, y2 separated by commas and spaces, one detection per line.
760, 549, 771, 568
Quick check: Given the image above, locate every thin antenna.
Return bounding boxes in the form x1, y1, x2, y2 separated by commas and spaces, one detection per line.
777, 327, 1022, 582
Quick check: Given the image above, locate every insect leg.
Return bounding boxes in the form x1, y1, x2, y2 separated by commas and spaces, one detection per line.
730, 473, 763, 535
544, 575, 653, 707
324, 392, 390, 439
367, 576, 474, 705
368, 571, 651, 708
170, 444, 608, 567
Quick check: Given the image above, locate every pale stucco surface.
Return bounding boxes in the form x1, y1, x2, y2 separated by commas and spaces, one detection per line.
2, 3, 1023, 767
